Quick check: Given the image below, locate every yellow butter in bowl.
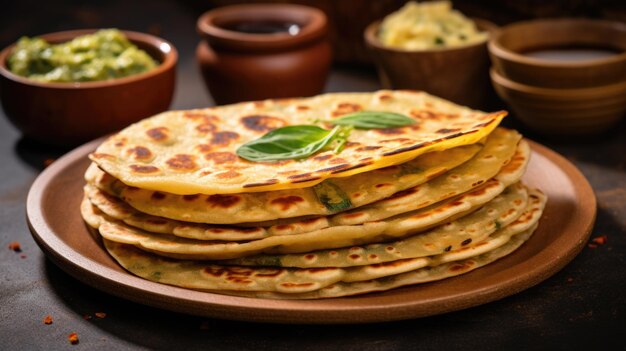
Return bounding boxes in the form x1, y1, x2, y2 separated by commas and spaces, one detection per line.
378, 1, 487, 50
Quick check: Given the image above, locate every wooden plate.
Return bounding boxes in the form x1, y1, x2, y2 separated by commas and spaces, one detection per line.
26, 138, 596, 324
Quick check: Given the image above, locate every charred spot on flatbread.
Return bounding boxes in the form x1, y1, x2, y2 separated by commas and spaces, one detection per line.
331, 102, 362, 117
165, 154, 198, 172
126, 146, 153, 161
145, 127, 170, 141
129, 165, 160, 174
270, 196, 305, 211
204, 152, 238, 164
241, 115, 287, 133
210, 131, 239, 146
206, 194, 242, 208
196, 122, 218, 134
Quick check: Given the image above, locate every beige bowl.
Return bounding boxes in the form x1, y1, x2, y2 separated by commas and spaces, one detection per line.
488, 18, 626, 89
364, 19, 497, 109
490, 68, 626, 135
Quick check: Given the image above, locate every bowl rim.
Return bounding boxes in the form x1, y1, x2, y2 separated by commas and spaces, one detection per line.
490, 67, 626, 97
196, 3, 327, 50
0, 29, 178, 89
364, 18, 497, 54
488, 18, 626, 68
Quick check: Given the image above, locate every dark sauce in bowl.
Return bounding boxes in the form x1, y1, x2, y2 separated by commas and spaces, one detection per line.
221, 21, 301, 36
522, 46, 620, 62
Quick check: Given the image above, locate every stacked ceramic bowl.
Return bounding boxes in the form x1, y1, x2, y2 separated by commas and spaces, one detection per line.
488, 19, 626, 136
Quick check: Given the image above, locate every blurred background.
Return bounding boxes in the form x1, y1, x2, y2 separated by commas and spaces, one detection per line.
3, 0, 625, 64
2, 0, 624, 109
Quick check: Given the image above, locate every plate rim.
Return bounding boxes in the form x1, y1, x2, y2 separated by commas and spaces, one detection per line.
26, 137, 596, 324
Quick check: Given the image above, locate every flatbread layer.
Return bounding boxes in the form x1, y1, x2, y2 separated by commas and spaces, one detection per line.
81, 182, 529, 260
87, 128, 524, 228
84, 136, 529, 243
220, 183, 529, 266
220, 223, 539, 299
90, 90, 505, 195
86, 143, 481, 224
99, 189, 545, 295
331, 128, 523, 225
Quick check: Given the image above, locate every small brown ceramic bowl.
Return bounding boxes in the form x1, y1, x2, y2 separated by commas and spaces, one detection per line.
490, 68, 626, 136
0, 29, 177, 146
196, 4, 331, 105
364, 18, 497, 109
488, 18, 626, 89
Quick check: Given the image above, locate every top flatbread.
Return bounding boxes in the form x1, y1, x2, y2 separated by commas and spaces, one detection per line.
90, 90, 505, 195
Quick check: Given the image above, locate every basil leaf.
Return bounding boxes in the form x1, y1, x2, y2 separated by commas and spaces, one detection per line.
236, 125, 341, 162
329, 111, 416, 129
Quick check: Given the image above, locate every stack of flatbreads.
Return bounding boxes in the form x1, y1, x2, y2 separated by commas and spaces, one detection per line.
81, 90, 546, 299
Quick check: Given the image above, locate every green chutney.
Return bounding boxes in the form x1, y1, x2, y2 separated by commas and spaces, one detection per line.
8, 29, 158, 83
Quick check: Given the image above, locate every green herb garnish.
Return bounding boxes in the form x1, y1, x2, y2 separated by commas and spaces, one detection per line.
328, 125, 353, 154
254, 256, 282, 267
236, 125, 344, 162
328, 111, 416, 129
237, 111, 415, 162
398, 163, 423, 176
313, 181, 353, 212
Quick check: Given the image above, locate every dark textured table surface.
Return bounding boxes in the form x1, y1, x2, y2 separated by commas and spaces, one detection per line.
1, 2, 625, 350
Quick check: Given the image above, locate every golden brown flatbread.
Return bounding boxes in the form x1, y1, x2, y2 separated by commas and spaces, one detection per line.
90, 90, 505, 195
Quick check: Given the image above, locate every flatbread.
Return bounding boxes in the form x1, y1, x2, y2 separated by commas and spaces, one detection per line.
82, 182, 529, 260
87, 128, 524, 228
331, 128, 523, 225
85, 171, 504, 243
86, 144, 481, 224
100, 188, 545, 295
90, 90, 505, 195
220, 183, 529, 266
83, 136, 529, 242
220, 224, 539, 299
